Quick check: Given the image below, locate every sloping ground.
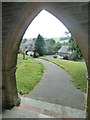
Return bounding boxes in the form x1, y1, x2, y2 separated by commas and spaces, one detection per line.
2, 97, 86, 118
25, 59, 85, 110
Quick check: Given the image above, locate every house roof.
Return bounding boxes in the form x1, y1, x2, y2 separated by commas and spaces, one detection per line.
58, 45, 72, 54
20, 39, 35, 52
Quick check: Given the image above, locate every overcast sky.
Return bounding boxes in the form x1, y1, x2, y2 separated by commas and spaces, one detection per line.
23, 10, 69, 39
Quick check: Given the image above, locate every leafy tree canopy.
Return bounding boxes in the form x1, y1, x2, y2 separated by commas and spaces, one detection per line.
34, 34, 45, 56
69, 37, 82, 60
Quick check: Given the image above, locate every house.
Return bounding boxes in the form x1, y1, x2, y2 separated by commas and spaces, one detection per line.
58, 45, 72, 59
20, 38, 36, 54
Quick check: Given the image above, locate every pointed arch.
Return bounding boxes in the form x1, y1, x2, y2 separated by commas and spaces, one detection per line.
4, 3, 88, 71
2, 3, 89, 116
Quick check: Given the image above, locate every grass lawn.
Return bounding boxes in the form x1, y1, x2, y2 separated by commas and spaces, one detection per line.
16, 54, 44, 95
40, 56, 87, 93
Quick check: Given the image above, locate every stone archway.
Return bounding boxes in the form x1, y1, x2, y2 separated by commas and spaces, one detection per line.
2, 2, 89, 118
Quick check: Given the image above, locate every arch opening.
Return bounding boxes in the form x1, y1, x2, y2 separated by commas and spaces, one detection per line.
2, 2, 89, 118
16, 9, 87, 112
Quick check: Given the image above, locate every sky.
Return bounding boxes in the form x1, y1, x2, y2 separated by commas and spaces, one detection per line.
23, 10, 69, 39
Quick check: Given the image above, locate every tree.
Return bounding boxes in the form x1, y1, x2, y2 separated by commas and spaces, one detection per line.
69, 37, 82, 60
48, 39, 56, 54
19, 49, 26, 59
54, 42, 61, 52
44, 39, 56, 55
34, 34, 45, 56
49, 39, 55, 45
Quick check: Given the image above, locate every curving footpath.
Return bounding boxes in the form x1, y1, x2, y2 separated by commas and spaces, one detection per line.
25, 58, 85, 110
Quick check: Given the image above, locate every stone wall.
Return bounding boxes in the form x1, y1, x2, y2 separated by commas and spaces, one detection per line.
2, 2, 27, 109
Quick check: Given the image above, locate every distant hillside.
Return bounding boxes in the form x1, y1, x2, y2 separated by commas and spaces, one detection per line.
60, 36, 70, 41
22, 37, 70, 47
46, 37, 70, 41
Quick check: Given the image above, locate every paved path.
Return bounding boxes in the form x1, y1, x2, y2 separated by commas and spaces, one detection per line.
25, 59, 85, 110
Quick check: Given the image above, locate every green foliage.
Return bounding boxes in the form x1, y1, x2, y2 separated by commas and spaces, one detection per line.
40, 57, 87, 92
49, 39, 55, 53
16, 54, 44, 94
34, 34, 45, 56
69, 37, 82, 60
34, 35, 62, 55
33, 35, 57, 55
45, 39, 61, 55
49, 39, 55, 45
33, 52, 40, 58
54, 42, 62, 52
44, 39, 55, 55
18, 49, 26, 59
